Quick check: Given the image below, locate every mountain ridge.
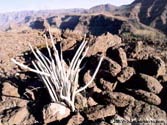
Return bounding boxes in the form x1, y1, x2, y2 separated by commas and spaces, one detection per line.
120, 0, 167, 34
0, 1, 167, 40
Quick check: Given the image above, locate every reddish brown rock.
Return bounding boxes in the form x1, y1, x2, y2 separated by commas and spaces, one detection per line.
1, 82, 20, 97
0, 106, 37, 125
100, 78, 117, 91
75, 93, 88, 110
130, 41, 143, 58
43, 103, 70, 123
92, 85, 102, 93
85, 104, 116, 121
87, 32, 122, 56
107, 47, 128, 68
101, 57, 121, 77
102, 91, 135, 107
132, 89, 161, 105
0, 96, 28, 113
150, 56, 166, 77
87, 97, 98, 107
66, 113, 84, 125
139, 73, 163, 94
117, 47, 128, 68
123, 100, 166, 122
61, 38, 77, 51
158, 74, 167, 83
130, 56, 166, 77
117, 67, 135, 83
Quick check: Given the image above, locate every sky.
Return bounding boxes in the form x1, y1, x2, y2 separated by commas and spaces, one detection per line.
0, 0, 134, 13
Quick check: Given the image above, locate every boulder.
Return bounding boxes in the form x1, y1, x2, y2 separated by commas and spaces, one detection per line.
117, 67, 135, 83
85, 104, 116, 121
0, 96, 28, 113
123, 100, 166, 123
106, 47, 128, 68
129, 56, 166, 77
130, 41, 143, 58
139, 73, 163, 94
1, 82, 20, 97
100, 78, 117, 91
43, 103, 70, 124
87, 32, 122, 56
66, 113, 84, 125
87, 97, 98, 107
128, 89, 161, 105
102, 91, 135, 107
101, 57, 121, 77
0, 106, 37, 125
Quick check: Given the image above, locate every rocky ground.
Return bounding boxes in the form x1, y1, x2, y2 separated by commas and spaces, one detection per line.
0, 29, 167, 124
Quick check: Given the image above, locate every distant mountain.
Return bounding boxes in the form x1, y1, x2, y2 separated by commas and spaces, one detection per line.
0, 1, 166, 40
0, 4, 119, 31
117, 0, 167, 34
89, 4, 117, 13
0, 9, 87, 31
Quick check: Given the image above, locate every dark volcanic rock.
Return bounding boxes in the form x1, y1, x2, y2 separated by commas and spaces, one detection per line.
106, 47, 128, 68
102, 91, 135, 107
1, 82, 20, 97
99, 78, 117, 91
0, 96, 28, 113
130, 56, 166, 77
128, 89, 161, 105
87, 32, 122, 56
0, 106, 37, 124
129, 41, 143, 59
66, 113, 84, 125
158, 74, 167, 83
139, 73, 163, 94
123, 100, 166, 122
85, 104, 116, 121
101, 57, 121, 77
117, 66, 135, 83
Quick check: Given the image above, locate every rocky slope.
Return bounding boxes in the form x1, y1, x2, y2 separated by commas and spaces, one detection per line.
118, 0, 167, 34
0, 29, 167, 124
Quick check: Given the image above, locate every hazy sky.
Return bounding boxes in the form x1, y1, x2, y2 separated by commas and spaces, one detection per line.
0, 0, 134, 12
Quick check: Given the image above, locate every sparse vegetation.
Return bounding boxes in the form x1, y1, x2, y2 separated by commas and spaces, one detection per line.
1, 0, 167, 124
11, 31, 103, 111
